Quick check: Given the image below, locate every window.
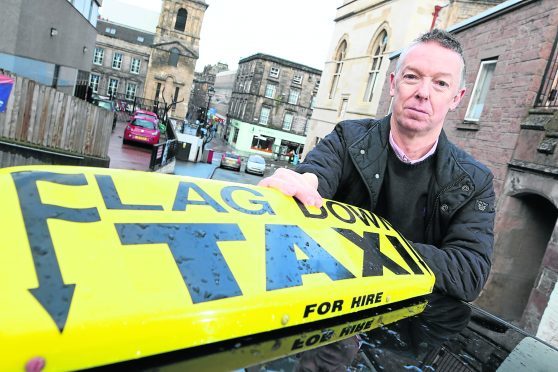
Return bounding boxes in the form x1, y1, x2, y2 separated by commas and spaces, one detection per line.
339, 98, 348, 117
93, 47, 104, 65
175, 8, 188, 31
465, 60, 497, 121
288, 89, 300, 104
105, 27, 116, 35
293, 74, 303, 85
330, 40, 347, 99
137, 36, 144, 43
265, 84, 276, 98
89, 74, 100, 93
241, 100, 247, 118
303, 119, 308, 135
125, 83, 137, 100
112, 52, 123, 70
154, 83, 161, 101
174, 87, 180, 102
169, 48, 179, 67
282, 112, 294, 131
244, 80, 252, 93
259, 107, 271, 125
107, 78, 119, 97
130, 58, 141, 74
364, 30, 388, 102
310, 95, 316, 109
269, 67, 280, 78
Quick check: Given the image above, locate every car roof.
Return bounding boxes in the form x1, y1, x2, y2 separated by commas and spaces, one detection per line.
134, 109, 158, 117
132, 115, 158, 123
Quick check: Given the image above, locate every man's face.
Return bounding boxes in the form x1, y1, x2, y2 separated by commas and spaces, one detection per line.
390, 42, 465, 137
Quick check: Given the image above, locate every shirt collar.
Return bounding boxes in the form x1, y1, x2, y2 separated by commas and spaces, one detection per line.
389, 130, 438, 164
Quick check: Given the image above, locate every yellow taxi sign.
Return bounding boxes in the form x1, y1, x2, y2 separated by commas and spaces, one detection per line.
0, 166, 434, 370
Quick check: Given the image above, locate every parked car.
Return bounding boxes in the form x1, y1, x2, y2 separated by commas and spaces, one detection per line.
92, 96, 117, 130
245, 154, 266, 176
133, 109, 158, 120
220, 152, 242, 171
123, 115, 160, 146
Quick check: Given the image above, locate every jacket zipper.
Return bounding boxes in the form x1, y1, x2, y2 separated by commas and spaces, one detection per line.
425, 174, 467, 235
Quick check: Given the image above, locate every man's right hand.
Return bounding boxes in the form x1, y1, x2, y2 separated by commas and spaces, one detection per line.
258, 168, 323, 208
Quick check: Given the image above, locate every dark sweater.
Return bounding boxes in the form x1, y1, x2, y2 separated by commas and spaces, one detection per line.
375, 147, 436, 243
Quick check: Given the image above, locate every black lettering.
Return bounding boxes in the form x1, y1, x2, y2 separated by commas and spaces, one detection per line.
365, 294, 375, 305
303, 304, 317, 318
292, 338, 305, 350
335, 229, 410, 276
306, 334, 321, 346
172, 181, 227, 212
221, 186, 275, 215
351, 296, 363, 309
116, 223, 244, 303
375, 292, 383, 303
347, 205, 381, 229
386, 236, 424, 275
265, 225, 355, 291
339, 325, 352, 337
364, 320, 374, 330
354, 322, 366, 333
326, 201, 356, 224
332, 299, 343, 313
317, 302, 331, 315
295, 199, 327, 219
320, 330, 334, 342
96, 175, 163, 210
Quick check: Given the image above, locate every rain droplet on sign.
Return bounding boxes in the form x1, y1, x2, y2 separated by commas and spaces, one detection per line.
281, 314, 289, 325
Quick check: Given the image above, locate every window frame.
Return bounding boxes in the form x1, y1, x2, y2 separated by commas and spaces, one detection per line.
107, 77, 119, 97
93, 47, 104, 65
464, 59, 497, 122
174, 8, 188, 31
259, 106, 271, 125
130, 57, 141, 74
329, 40, 347, 99
292, 74, 303, 85
282, 112, 294, 131
288, 89, 300, 105
89, 73, 100, 93
125, 82, 137, 100
269, 67, 280, 78
168, 48, 179, 67
264, 83, 276, 98
112, 52, 123, 70
363, 30, 388, 102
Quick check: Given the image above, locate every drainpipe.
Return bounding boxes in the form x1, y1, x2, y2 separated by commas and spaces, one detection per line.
430, 3, 449, 30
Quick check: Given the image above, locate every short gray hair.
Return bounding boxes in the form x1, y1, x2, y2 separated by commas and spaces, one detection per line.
395, 28, 466, 89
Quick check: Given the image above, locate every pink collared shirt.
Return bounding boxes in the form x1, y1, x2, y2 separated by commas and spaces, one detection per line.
389, 131, 438, 164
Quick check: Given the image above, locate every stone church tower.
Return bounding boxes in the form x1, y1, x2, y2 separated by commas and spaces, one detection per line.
144, 0, 208, 119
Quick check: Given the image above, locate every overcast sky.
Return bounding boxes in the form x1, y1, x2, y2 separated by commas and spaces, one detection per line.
99, 0, 342, 72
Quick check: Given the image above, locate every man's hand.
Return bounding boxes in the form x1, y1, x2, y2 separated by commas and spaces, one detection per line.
258, 168, 323, 208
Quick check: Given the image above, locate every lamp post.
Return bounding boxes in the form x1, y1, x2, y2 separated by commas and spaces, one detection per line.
205, 86, 215, 124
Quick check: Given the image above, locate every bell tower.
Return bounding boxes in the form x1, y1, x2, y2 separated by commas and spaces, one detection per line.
144, 0, 208, 119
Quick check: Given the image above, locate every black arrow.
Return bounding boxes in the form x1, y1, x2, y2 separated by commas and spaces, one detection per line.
12, 171, 100, 332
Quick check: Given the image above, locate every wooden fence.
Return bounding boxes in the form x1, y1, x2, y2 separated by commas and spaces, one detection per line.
0, 71, 112, 159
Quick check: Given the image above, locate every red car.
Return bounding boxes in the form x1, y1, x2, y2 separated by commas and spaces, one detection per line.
123, 115, 160, 146
133, 109, 158, 120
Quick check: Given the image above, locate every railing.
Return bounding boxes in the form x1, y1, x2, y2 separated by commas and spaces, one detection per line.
150, 138, 177, 171
535, 28, 558, 108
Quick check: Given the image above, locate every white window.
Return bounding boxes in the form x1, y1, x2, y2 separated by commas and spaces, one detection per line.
364, 30, 388, 102
269, 67, 280, 78
130, 58, 141, 74
259, 107, 271, 125
265, 84, 276, 98
93, 47, 104, 65
137, 36, 144, 43
112, 52, 123, 70
105, 27, 116, 34
244, 80, 251, 93
107, 78, 119, 96
125, 82, 137, 100
465, 60, 497, 121
339, 98, 348, 118
293, 74, 303, 85
241, 100, 247, 118
282, 112, 294, 131
288, 89, 300, 104
330, 40, 347, 99
89, 74, 100, 93
310, 95, 316, 109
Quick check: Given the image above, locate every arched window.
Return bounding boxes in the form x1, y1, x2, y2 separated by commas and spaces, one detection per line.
329, 40, 347, 99
168, 48, 179, 67
175, 8, 188, 31
363, 30, 388, 102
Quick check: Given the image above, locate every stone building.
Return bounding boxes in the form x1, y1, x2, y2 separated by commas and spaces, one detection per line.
303, 0, 505, 158
90, 19, 153, 100
375, 0, 558, 346
227, 53, 321, 158
213, 70, 237, 118
187, 63, 229, 122
0, 0, 102, 95
143, 0, 208, 119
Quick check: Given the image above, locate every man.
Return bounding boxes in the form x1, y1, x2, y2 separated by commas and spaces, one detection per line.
259, 29, 495, 302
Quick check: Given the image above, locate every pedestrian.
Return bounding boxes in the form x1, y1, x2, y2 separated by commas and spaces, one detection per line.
259, 29, 495, 302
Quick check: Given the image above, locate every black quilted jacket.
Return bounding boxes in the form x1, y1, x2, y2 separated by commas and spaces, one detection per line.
297, 115, 495, 302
